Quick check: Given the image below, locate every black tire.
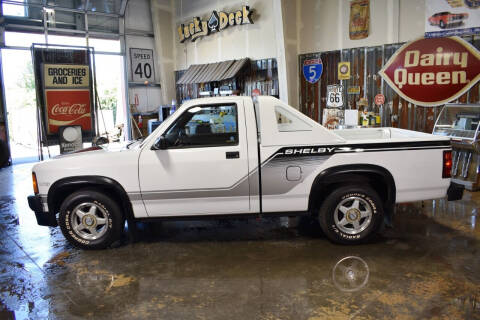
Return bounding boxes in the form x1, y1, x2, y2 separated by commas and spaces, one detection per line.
318, 185, 384, 245
59, 189, 125, 249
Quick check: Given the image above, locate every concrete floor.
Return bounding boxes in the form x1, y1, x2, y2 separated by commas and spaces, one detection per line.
0, 163, 479, 320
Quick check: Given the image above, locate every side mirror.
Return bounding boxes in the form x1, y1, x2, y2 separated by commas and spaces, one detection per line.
151, 136, 168, 150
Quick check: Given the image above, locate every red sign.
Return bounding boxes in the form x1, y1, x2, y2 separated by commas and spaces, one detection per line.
379, 37, 480, 106
374, 94, 385, 105
45, 90, 92, 134
252, 88, 261, 97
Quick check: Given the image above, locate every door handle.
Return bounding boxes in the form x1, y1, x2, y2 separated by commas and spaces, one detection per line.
226, 151, 240, 159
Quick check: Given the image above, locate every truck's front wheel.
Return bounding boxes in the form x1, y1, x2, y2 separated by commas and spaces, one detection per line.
59, 190, 125, 249
318, 185, 384, 244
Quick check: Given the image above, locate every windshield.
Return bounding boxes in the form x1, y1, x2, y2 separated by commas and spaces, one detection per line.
138, 105, 183, 148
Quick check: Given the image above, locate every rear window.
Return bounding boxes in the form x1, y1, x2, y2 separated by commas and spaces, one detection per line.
274, 106, 312, 132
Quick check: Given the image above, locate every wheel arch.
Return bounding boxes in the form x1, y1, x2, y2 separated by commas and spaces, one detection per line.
47, 176, 135, 221
308, 164, 396, 215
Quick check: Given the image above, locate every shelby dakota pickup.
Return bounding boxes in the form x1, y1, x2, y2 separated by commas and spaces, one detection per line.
28, 96, 463, 249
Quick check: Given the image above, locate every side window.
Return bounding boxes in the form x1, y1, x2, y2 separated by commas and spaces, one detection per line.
274, 106, 312, 132
164, 104, 238, 148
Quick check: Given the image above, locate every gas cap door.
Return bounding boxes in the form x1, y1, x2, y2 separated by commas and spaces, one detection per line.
286, 166, 302, 181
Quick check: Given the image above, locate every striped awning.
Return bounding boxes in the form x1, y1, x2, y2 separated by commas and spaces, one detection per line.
219, 58, 249, 81
176, 58, 249, 84
176, 64, 203, 84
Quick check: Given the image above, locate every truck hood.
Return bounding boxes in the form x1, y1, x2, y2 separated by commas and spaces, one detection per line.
53, 140, 141, 160
32, 140, 142, 195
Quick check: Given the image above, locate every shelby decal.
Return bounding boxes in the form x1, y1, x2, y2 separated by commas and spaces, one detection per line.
279, 147, 336, 156
178, 6, 253, 43
379, 37, 480, 106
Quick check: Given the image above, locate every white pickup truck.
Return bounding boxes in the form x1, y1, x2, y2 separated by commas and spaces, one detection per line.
28, 96, 463, 249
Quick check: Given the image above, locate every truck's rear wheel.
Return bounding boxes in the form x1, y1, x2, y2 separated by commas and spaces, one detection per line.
59, 190, 125, 249
318, 185, 384, 244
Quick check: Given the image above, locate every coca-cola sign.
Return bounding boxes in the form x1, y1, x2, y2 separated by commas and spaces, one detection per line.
51, 103, 87, 116
45, 90, 92, 134
379, 37, 480, 106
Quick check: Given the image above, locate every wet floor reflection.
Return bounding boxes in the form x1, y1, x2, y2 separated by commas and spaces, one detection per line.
0, 163, 479, 319
332, 256, 369, 292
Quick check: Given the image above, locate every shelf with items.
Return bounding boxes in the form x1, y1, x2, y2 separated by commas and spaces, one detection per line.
433, 103, 480, 191
128, 82, 161, 88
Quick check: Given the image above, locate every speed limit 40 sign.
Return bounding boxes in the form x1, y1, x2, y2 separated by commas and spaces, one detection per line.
327, 85, 344, 108
130, 48, 155, 83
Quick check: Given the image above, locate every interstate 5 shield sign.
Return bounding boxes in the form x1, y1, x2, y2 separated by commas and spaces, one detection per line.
303, 58, 323, 84
379, 37, 480, 106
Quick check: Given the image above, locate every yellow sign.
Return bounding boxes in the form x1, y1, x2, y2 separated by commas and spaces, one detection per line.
446, 0, 463, 7
338, 62, 351, 80
349, 0, 370, 40
348, 86, 361, 95
44, 64, 90, 88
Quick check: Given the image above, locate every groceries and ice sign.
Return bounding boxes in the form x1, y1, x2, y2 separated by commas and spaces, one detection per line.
44, 64, 90, 88
43, 64, 92, 134
303, 58, 323, 84
379, 37, 480, 106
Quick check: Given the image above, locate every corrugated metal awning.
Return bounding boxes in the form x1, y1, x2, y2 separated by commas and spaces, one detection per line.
205, 60, 234, 82
176, 64, 202, 84
220, 58, 249, 81
176, 58, 249, 85
188, 64, 211, 84
193, 63, 219, 83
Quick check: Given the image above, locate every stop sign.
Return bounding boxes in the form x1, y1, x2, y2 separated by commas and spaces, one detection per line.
375, 94, 385, 105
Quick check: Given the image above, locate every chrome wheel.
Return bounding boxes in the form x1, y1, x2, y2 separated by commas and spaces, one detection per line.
70, 202, 108, 241
334, 196, 372, 235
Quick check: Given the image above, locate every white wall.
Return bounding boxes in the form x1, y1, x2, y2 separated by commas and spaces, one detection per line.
151, 0, 176, 105
125, 0, 162, 113
173, 0, 278, 71
145, 0, 430, 111
280, 0, 299, 108
298, 0, 426, 54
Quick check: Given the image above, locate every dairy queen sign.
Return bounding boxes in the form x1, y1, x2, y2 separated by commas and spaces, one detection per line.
379, 37, 480, 106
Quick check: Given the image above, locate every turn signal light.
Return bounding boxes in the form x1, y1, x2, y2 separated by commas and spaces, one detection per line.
443, 150, 452, 178
32, 172, 39, 195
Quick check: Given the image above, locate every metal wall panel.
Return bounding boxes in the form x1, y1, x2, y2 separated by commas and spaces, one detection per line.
299, 37, 480, 133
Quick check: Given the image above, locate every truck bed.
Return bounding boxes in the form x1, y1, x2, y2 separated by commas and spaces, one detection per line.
333, 127, 439, 142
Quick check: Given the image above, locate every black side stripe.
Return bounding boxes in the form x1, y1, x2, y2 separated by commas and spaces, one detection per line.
267, 140, 451, 160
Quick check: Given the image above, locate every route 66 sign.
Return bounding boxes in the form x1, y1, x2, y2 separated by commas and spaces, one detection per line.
303, 58, 323, 84
327, 85, 344, 108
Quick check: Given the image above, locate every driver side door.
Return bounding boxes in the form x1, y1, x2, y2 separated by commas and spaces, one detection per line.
138, 101, 251, 217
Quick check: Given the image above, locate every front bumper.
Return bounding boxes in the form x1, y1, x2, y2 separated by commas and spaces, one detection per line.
447, 182, 464, 201
27, 195, 58, 227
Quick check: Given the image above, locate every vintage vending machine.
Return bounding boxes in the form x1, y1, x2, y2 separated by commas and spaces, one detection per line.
433, 103, 480, 191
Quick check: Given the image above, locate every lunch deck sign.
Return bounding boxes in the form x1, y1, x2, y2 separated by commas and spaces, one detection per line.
177, 6, 253, 43
379, 37, 480, 106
